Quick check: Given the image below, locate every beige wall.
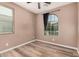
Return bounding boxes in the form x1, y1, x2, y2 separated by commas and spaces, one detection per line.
78, 3, 79, 50
0, 2, 36, 51
36, 3, 77, 47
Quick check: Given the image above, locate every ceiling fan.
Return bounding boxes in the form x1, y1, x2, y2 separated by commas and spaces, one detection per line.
27, 2, 51, 9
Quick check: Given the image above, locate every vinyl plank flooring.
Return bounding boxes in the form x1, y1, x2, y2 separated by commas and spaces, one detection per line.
31, 41, 74, 56
0, 50, 23, 57
0, 41, 78, 57
29, 43, 71, 57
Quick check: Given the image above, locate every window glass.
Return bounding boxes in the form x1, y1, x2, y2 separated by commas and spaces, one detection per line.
0, 5, 13, 34
45, 14, 58, 35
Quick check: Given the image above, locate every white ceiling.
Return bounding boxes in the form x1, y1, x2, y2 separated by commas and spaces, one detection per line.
14, 2, 72, 14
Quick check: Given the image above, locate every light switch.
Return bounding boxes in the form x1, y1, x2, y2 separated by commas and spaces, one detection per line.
6, 43, 9, 46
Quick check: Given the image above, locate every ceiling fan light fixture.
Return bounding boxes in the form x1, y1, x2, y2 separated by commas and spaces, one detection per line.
26, 2, 51, 9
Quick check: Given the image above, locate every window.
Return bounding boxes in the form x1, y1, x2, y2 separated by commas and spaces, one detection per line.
0, 5, 14, 34
44, 14, 58, 35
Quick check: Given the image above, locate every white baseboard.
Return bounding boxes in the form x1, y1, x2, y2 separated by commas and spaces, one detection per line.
0, 39, 36, 54
36, 39, 78, 50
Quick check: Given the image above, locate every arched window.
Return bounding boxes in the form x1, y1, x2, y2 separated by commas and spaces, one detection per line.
45, 14, 58, 35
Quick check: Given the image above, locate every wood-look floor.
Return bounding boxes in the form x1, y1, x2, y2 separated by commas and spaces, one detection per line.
0, 41, 78, 57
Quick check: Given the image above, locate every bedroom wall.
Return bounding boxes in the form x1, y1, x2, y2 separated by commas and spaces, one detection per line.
36, 3, 77, 48
78, 3, 79, 51
0, 2, 36, 51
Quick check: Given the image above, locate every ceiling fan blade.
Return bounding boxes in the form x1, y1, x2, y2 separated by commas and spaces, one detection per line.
38, 3, 40, 9
44, 2, 51, 4
27, 2, 31, 3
